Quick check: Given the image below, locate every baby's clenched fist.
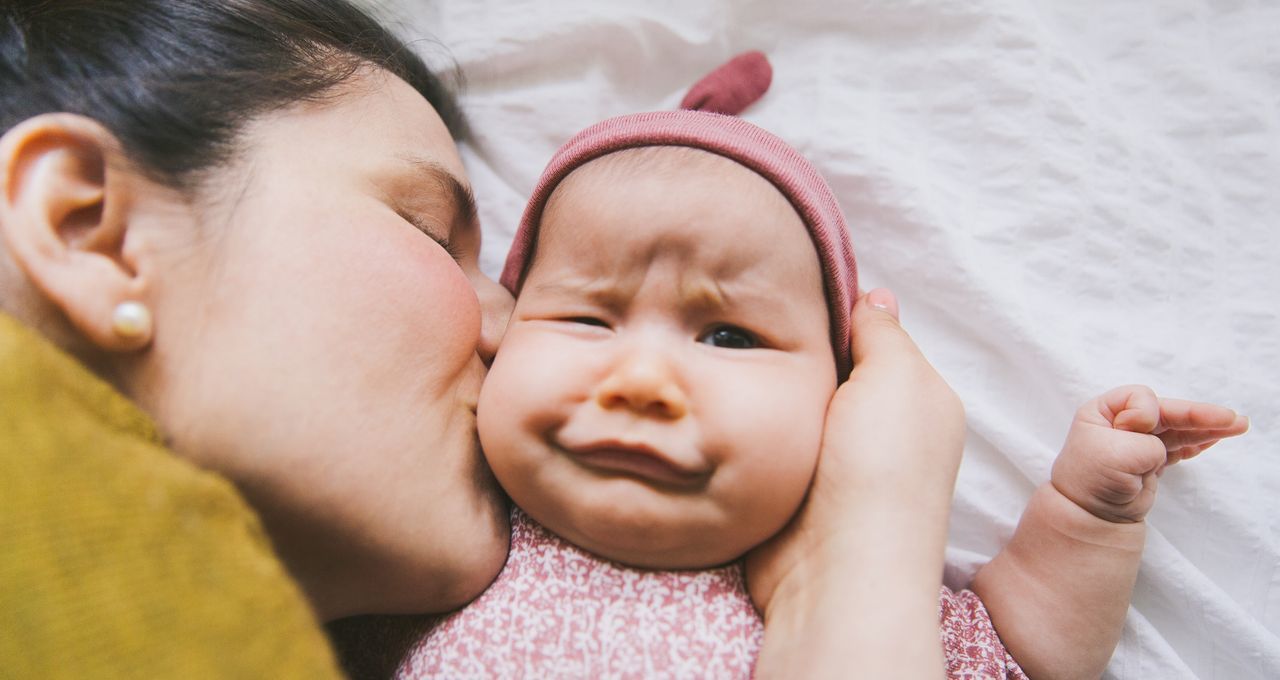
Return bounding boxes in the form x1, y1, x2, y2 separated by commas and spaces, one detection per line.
1050, 385, 1248, 524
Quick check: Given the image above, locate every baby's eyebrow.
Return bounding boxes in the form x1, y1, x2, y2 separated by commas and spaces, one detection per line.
680, 279, 731, 312
530, 277, 737, 313
530, 280, 626, 307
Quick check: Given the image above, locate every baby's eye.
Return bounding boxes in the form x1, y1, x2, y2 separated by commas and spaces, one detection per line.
566, 317, 610, 328
699, 325, 759, 349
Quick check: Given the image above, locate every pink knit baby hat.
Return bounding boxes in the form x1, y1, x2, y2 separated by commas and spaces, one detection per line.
500, 52, 859, 379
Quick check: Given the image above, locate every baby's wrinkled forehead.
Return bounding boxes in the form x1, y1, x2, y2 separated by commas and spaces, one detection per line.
546, 146, 772, 207
536, 146, 823, 285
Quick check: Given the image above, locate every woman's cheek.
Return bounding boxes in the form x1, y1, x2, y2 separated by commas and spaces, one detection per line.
402, 242, 484, 365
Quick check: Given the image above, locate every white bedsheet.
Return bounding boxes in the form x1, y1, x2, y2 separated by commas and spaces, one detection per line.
380, 1, 1279, 677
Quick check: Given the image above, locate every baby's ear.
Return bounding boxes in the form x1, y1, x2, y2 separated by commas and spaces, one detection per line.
0, 113, 154, 351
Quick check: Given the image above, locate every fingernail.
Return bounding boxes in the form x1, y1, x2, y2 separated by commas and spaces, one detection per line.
867, 288, 899, 319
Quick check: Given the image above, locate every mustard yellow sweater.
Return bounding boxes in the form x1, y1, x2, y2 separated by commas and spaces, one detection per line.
0, 313, 341, 678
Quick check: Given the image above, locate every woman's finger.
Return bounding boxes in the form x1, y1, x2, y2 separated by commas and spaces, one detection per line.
848, 288, 916, 367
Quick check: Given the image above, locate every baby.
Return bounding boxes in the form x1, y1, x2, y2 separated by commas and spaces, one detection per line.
397, 54, 1247, 679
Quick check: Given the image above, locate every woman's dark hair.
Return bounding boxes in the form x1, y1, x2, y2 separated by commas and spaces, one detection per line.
0, 0, 466, 190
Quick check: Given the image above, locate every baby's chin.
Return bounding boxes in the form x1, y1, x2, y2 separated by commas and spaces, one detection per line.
516, 484, 782, 570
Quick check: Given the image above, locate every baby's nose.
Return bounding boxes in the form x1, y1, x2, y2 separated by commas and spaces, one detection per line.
594, 352, 688, 419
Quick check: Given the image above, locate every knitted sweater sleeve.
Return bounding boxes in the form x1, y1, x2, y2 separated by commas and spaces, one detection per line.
0, 314, 341, 679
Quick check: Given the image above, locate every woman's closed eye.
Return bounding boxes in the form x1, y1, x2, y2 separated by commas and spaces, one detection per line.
400, 211, 464, 261
698, 324, 760, 349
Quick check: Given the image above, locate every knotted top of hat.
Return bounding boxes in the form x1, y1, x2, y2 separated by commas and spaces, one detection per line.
500, 51, 859, 379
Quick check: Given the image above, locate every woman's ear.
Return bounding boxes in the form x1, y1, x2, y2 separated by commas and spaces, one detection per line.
0, 113, 154, 351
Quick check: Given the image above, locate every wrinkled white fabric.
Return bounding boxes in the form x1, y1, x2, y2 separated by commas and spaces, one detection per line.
378, 1, 1279, 677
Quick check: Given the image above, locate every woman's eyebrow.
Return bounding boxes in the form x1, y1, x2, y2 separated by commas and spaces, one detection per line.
402, 157, 478, 228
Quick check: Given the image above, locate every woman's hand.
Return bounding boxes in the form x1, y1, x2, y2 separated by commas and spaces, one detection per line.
747, 289, 964, 679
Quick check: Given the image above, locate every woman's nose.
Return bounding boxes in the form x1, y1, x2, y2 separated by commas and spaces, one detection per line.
471, 270, 513, 365
595, 351, 689, 419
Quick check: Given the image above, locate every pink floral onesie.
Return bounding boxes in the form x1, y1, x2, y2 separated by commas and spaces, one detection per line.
396, 508, 1027, 679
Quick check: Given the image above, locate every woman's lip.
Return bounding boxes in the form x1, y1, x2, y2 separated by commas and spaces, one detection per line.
564, 442, 710, 489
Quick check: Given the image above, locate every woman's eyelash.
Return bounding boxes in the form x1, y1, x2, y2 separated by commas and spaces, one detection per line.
402, 212, 464, 261
434, 236, 465, 262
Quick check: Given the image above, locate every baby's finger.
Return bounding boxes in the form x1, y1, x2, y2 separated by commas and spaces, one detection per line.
1103, 385, 1160, 433
1156, 399, 1244, 433
1166, 441, 1216, 466
1157, 422, 1248, 451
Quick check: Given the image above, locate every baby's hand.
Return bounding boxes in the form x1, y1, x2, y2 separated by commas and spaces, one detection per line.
1051, 385, 1249, 524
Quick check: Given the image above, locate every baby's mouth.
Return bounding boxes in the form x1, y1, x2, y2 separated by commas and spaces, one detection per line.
561, 440, 711, 490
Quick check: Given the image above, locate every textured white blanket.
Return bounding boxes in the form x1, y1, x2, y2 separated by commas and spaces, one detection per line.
380, 1, 1279, 677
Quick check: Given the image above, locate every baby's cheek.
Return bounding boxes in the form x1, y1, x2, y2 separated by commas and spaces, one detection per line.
720, 400, 824, 531
476, 331, 570, 485
477, 355, 531, 471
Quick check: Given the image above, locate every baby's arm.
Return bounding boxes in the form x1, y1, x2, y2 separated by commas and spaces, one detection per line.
972, 386, 1248, 680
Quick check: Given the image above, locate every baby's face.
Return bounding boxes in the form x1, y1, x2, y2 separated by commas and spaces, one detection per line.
478, 148, 836, 568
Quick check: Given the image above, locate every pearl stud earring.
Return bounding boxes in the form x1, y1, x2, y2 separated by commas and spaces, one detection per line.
111, 301, 153, 341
